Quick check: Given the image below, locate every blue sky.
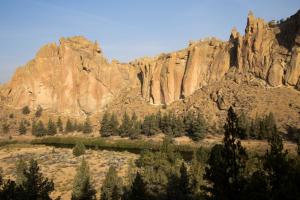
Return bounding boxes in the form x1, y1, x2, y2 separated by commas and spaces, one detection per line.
0, 0, 299, 83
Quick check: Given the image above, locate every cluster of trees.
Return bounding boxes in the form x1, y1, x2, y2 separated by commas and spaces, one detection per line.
237, 112, 278, 139
16, 117, 93, 136
0, 159, 55, 200
100, 111, 207, 141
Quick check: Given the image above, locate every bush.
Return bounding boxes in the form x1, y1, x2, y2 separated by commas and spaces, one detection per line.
35, 106, 43, 117
73, 142, 86, 157
22, 106, 30, 115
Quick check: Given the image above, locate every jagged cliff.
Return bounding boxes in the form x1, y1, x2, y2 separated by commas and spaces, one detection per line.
0, 10, 300, 119
0, 36, 138, 115
134, 10, 300, 105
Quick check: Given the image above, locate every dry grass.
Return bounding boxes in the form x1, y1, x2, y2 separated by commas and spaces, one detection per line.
0, 145, 138, 199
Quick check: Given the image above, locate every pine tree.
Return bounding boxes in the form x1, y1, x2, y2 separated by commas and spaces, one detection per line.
47, 119, 57, 135
109, 113, 119, 136
129, 172, 147, 200
73, 142, 86, 157
22, 106, 30, 115
83, 118, 93, 134
56, 117, 63, 132
71, 158, 96, 200
21, 159, 54, 200
100, 166, 122, 200
189, 114, 206, 141
31, 120, 37, 136
35, 105, 43, 118
203, 106, 248, 200
142, 114, 159, 136
18, 120, 27, 135
15, 158, 28, 186
179, 163, 190, 200
66, 119, 74, 133
100, 112, 111, 137
119, 112, 132, 137
35, 120, 46, 137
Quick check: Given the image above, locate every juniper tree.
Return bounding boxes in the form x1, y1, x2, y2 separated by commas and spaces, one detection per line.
109, 113, 119, 136
128, 172, 148, 200
15, 158, 28, 186
35, 106, 43, 118
47, 119, 57, 135
65, 119, 74, 133
100, 166, 122, 200
100, 112, 110, 137
203, 106, 248, 200
73, 142, 86, 157
35, 120, 46, 137
83, 118, 92, 134
119, 112, 132, 137
18, 120, 27, 135
56, 117, 63, 132
71, 158, 96, 200
21, 159, 54, 200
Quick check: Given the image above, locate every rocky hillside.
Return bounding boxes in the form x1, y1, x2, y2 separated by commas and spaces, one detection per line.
0, 10, 300, 129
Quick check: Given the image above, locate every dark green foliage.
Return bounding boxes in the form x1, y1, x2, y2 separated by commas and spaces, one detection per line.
47, 119, 57, 135
35, 105, 43, 118
167, 163, 191, 200
298, 138, 300, 156
56, 117, 63, 132
142, 114, 159, 136
203, 106, 248, 200
21, 159, 54, 200
15, 158, 28, 186
22, 106, 30, 115
100, 166, 122, 200
128, 172, 148, 200
183, 112, 207, 141
83, 118, 93, 134
18, 120, 27, 135
119, 112, 132, 137
33, 120, 47, 137
65, 119, 74, 133
2, 122, 9, 134
71, 158, 96, 200
237, 112, 251, 139
160, 113, 185, 137
73, 142, 86, 157
100, 112, 119, 137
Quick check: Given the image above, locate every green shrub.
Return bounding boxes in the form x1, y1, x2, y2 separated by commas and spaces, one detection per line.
22, 106, 30, 115
73, 142, 86, 157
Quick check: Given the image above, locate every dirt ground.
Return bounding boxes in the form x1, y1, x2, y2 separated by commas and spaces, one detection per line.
0, 145, 138, 199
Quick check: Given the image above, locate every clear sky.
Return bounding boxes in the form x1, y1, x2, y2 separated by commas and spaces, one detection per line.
0, 0, 299, 83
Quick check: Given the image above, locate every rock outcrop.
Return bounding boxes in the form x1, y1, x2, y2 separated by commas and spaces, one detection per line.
1, 10, 300, 116
1, 36, 138, 115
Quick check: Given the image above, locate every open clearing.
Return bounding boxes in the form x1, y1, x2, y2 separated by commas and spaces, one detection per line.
0, 145, 138, 199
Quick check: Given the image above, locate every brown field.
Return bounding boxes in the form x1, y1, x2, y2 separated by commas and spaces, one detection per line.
0, 144, 138, 199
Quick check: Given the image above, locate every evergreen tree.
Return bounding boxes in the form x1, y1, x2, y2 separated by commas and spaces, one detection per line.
128, 172, 148, 200
18, 120, 27, 135
2, 122, 9, 134
21, 159, 54, 200
56, 117, 63, 132
31, 120, 37, 136
119, 112, 132, 137
142, 114, 159, 136
15, 158, 28, 186
100, 166, 122, 200
109, 113, 119, 136
203, 106, 248, 200
71, 158, 96, 200
100, 112, 111, 137
22, 106, 30, 115
35, 120, 46, 137
35, 106, 43, 118
83, 118, 93, 134
237, 112, 250, 139
297, 138, 300, 156
73, 142, 86, 157
47, 119, 57, 135
65, 119, 74, 133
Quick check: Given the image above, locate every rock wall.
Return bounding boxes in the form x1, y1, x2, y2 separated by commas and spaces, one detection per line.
1, 36, 138, 115
1, 10, 300, 115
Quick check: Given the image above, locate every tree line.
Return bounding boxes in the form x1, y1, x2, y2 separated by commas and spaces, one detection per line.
100, 111, 207, 141
1, 107, 300, 199
17, 117, 93, 136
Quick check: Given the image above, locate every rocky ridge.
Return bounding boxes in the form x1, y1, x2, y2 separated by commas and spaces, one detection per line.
0, 10, 300, 122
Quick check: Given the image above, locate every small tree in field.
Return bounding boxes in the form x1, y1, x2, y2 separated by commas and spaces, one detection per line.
73, 142, 86, 157
71, 158, 96, 200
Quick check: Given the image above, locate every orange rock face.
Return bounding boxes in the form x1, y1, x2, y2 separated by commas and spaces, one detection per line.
1, 10, 300, 115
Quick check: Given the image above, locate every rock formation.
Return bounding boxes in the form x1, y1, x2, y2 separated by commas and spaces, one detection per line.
0, 10, 300, 117
1, 36, 138, 115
